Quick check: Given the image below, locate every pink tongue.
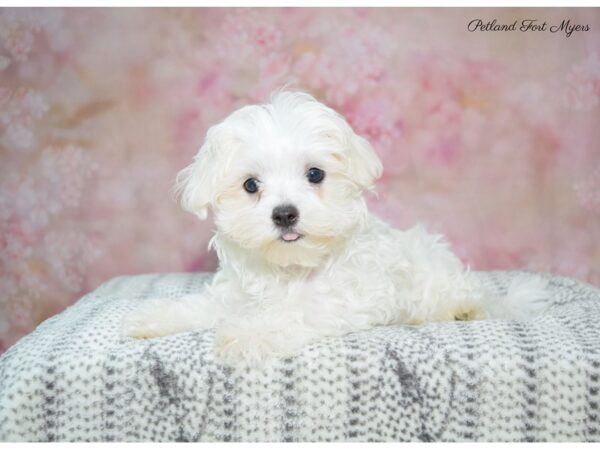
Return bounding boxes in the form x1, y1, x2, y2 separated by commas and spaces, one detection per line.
282, 232, 299, 241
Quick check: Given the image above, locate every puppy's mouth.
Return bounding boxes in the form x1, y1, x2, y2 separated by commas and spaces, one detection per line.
279, 229, 303, 243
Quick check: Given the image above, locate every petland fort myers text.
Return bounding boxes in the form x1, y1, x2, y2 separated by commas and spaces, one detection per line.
468, 19, 590, 38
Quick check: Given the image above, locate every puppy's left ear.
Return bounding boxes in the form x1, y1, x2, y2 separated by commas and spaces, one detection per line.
343, 126, 383, 192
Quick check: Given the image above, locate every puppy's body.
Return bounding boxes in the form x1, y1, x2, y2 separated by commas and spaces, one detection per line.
125, 91, 547, 367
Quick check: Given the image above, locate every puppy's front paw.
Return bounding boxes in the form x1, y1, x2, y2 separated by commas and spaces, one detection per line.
214, 327, 277, 369
123, 298, 178, 339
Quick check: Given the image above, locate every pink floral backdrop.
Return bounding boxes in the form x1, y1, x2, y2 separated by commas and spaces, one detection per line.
1, 7, 599, 352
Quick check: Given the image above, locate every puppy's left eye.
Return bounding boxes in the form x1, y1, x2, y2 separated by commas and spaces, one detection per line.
307, 167, 325, 184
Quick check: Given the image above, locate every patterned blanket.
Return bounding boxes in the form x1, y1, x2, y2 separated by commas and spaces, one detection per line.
1, 271, 599, 442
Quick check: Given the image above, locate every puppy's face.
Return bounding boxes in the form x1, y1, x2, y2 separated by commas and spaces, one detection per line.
178, 92, 382, 267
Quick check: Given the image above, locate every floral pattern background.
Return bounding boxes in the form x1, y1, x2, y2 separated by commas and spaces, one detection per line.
1, 7, 599, 352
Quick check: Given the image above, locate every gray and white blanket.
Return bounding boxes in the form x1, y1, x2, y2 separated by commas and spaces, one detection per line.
0, 271, 599, 442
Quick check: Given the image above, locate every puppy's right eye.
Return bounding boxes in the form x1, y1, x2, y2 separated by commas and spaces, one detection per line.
243, 178, 259, 194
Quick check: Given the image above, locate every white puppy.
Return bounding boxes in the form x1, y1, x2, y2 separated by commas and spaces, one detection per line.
125, 91, 548, 367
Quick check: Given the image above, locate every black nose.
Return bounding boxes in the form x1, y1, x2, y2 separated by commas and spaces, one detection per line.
272, 204, 299, 228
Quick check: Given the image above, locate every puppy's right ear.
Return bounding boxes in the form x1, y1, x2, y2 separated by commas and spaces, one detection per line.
176, 125, 229, 220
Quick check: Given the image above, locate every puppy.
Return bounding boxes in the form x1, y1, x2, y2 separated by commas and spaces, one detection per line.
124, 91, 548, 367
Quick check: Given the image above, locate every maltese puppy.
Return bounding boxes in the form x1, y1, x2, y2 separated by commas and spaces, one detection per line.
125, 91, 547, 367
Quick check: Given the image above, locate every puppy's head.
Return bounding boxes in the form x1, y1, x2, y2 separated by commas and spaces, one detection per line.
177, 91, 382, 267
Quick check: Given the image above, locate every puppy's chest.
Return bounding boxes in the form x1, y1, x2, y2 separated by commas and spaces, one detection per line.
258, 262, 395, 307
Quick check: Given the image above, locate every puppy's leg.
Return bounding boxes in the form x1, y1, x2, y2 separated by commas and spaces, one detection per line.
213, 312, 321, 368
398, 224, 489, 324
124, 294, 222, 339
213, 298, 381, 368
401, 280, 488, 325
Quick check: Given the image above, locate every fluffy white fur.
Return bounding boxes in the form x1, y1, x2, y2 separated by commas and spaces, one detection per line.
124, 91, 549, 368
